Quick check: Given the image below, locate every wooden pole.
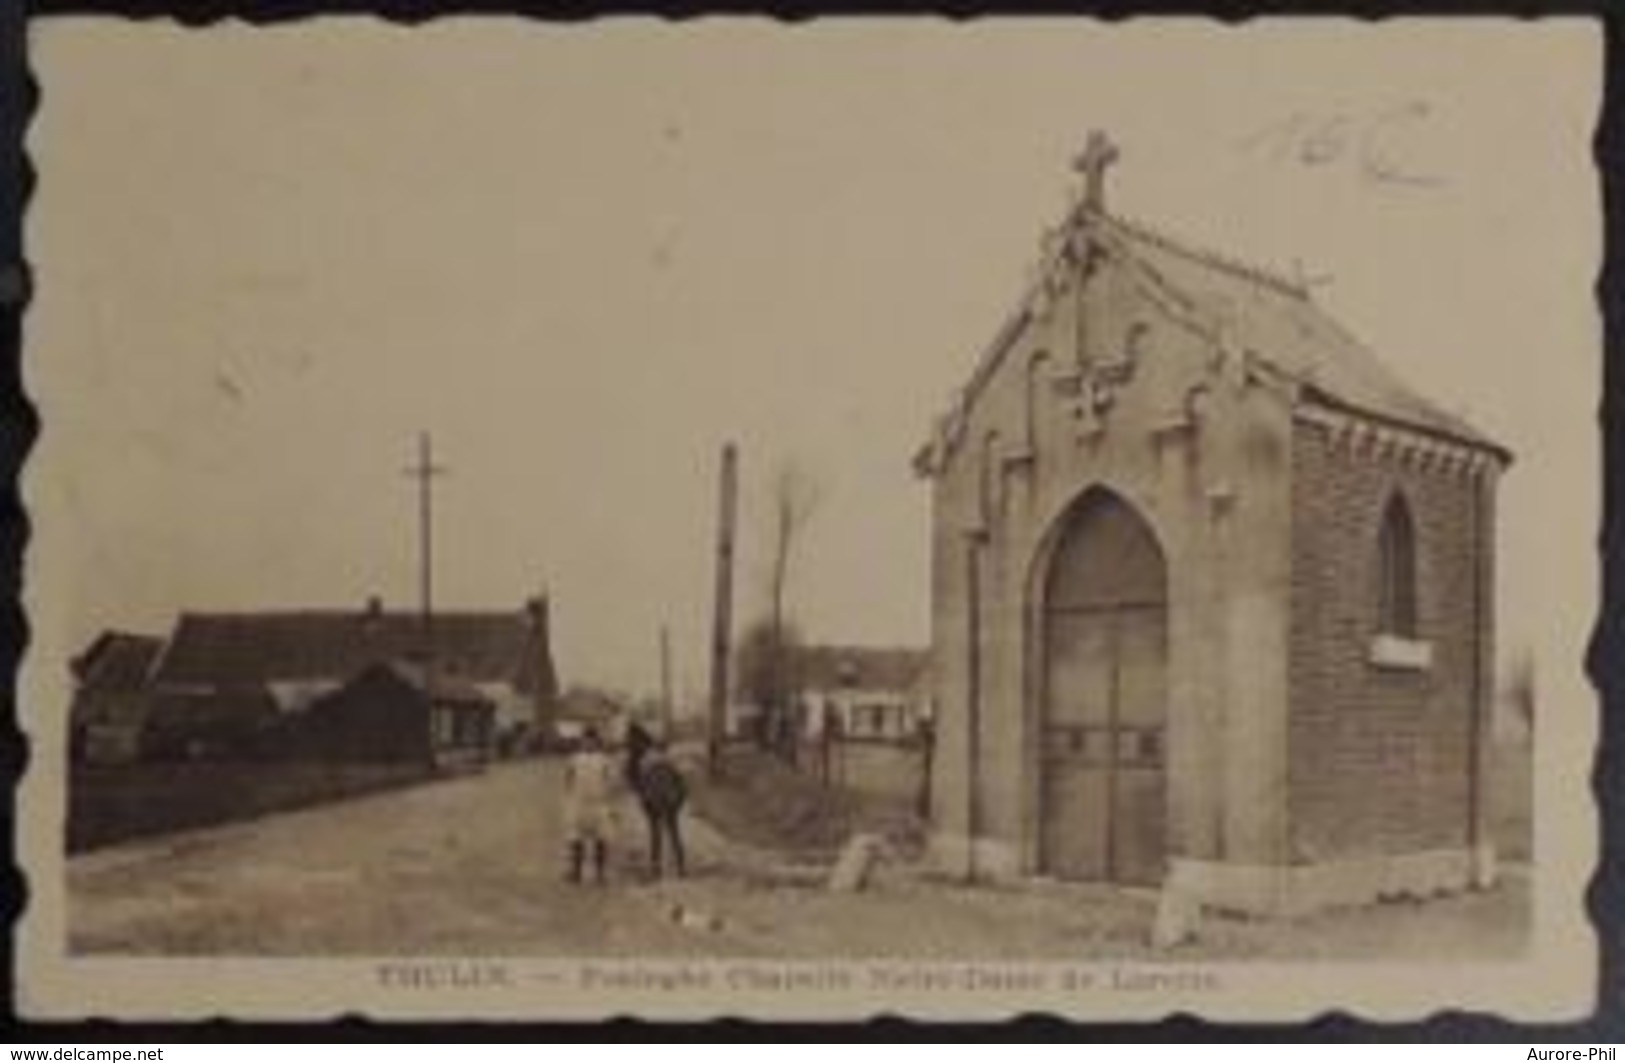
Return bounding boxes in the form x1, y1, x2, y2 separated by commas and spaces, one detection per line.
707, 442, 739, 779
404, 432, 447, 752
1467, 467, 1492, 886
965, 534, 983, 883
420, 433, 434, 689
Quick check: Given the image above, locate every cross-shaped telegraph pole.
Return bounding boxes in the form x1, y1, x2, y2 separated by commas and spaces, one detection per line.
405, 431, 449, 701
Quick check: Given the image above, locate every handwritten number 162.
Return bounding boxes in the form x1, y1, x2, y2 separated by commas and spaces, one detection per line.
1240, 103, 1445, 188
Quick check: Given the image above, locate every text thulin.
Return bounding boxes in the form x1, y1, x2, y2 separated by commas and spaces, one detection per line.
375, 961, 512, 990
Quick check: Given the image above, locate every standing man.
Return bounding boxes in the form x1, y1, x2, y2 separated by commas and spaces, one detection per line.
563, 726, 617, 885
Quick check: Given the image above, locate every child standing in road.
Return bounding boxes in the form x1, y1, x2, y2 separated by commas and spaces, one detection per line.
563, 726, 617, 885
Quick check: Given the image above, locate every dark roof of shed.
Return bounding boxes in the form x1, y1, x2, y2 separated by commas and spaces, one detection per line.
151, 608, 545, 690
360, 659, 493, 706
146, 687, 278, 728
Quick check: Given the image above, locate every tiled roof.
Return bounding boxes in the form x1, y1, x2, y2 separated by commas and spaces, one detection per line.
151, 607, 549, 692
1098, 211, 1504, 454
925, 201, 1508, 466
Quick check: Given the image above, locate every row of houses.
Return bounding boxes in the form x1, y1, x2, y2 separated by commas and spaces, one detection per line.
70, 592, 933, 769
727, 644, 934, 743
70, 595, 559, 768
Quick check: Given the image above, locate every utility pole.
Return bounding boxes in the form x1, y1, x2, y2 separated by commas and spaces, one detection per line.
404, 432, 448, 712
964, 535, 983, 884
706, 442, 738, 779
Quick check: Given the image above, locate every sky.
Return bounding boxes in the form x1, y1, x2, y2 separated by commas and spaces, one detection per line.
25, 17, 1599, 705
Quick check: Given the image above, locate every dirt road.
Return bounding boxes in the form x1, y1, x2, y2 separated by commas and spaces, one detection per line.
69, 757, 1530, 960
69, 758, 715, 956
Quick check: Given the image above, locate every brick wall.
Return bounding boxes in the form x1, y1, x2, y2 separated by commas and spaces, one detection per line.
1287, 419, 1492, 861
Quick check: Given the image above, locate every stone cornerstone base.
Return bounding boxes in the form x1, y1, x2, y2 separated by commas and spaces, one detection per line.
928, 832, 1023, 881
1165, 847, 1492, 918
929, 834, 1495, 919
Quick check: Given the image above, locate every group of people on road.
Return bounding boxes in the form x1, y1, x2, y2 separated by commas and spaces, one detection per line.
560, 722, 688, 886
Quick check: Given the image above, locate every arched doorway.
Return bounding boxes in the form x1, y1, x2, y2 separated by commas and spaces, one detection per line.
1039, 489, 1168, 885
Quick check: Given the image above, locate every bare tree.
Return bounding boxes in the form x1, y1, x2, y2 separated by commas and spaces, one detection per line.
758, 461, 821, 761
736, 616, 803, 750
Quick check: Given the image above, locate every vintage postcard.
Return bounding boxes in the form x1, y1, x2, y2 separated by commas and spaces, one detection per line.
16, 16, 1602, 1021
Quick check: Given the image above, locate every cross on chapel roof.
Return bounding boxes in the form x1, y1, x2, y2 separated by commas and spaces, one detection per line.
1073, 130, 1120, 211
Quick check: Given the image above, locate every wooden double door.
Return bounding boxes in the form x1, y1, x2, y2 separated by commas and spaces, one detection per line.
1039, 490, 1168, 886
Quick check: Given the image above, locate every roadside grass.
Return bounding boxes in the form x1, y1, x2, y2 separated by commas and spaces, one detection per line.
686, 742, 927, 862
689, 738, 1533, 869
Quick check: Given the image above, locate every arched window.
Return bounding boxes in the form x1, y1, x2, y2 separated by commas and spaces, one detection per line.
1377, 493, 1418, 638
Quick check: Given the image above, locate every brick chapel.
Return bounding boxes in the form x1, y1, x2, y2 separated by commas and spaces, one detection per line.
912, 133, 1511, 917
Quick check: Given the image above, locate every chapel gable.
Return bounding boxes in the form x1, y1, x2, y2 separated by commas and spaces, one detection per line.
917, 131, 1512, 917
